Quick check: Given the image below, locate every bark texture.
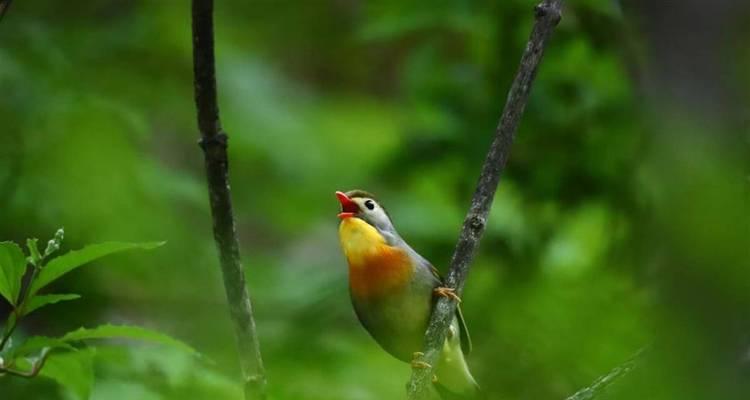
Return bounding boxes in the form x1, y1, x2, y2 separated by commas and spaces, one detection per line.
406, 1, 564, 398
191, 1, 267, 398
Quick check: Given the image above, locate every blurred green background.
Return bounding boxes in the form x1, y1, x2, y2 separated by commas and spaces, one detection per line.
1, 0, 748, 399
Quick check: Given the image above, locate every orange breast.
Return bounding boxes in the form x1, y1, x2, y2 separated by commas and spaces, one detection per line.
348, 244, 413, 299
338, 218, 413, 299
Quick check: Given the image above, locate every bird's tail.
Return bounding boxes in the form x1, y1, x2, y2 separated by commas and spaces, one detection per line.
434, 382, 483, 400
433, 326, 481, 399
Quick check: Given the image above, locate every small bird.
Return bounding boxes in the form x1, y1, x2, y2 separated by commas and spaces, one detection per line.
335, 190, 479, 398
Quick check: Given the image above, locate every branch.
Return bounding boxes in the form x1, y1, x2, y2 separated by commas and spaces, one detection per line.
190, 1, 267, 399
406, 1, 564, 398
564, 348, 644, 400
0, 0, 12, 23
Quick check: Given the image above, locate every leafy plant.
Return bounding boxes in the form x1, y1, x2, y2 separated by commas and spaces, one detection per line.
0, 228, 196, 399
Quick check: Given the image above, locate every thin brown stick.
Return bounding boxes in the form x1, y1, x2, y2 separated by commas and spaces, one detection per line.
406, 1, 564, 398
190, 1, 266, 398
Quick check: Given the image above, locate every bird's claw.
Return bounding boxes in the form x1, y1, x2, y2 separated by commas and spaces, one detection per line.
434, 287, 461, 303
411, 360, 432, 369
411, 352, 432, 370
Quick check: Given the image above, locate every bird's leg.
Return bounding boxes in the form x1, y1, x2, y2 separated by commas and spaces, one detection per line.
434, 287, 461, 303
411, 352, 432, 370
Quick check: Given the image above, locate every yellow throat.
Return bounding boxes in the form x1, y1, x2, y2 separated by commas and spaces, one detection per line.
338, 217, 412, 298
338, 217, 387, 265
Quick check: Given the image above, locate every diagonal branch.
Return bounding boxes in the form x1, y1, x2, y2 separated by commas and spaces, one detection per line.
190, 1, 267, 399
406, 1, 564, 398
564, 348, 644, 400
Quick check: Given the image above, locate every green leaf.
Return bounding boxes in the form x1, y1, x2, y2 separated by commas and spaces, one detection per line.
0, 241, 27, 305
23, 293, 81, 316
40, 348, 95, 400
7, 335, 76, 360
29, 241, 164, 296
91, 380, 162, 400
61, 324, 197, 355
26, 238, 42, 266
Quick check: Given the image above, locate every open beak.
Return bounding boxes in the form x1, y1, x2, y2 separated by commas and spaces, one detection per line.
335, 191, 358, 219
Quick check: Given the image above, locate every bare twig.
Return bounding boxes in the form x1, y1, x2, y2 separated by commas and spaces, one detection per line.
406, 1, 564, 398
0, 0, 12, 23
564, 348, 644, 400
191, 1, 267, 399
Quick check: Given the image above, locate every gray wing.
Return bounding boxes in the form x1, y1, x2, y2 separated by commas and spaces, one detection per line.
400, 239, 473, 355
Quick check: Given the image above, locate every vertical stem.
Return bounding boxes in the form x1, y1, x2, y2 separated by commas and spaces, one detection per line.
190, 1, 267, 398
1, 263, 43, 351
406, 1, 564, 398
0, 311, 18, 351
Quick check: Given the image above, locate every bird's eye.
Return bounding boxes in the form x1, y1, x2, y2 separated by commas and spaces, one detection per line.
364, 200, 375, 210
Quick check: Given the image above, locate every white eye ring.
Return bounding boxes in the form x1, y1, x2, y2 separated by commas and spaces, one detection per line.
364, 200, 375, 210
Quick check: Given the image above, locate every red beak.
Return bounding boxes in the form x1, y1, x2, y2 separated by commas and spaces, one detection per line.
335, 191, 358, 219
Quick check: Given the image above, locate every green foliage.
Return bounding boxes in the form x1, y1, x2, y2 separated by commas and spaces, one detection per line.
23, 294, 81, 316
29, 241, 165, 297
0, 242, 25, 305
39, 349, 96, 400
26, 238, 43, 267
7, 336, 75, 360
0, 230, 194, 399
60, 325, 197, 356
1, 1, 746, 399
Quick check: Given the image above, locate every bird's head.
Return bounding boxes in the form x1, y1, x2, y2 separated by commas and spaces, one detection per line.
335, 190, 396, 235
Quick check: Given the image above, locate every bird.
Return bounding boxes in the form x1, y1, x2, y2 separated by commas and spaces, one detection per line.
335, 189, 479, 398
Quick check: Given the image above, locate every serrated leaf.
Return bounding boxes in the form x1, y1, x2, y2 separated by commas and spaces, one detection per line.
7, 335, 76, 360
29, 241, 164, 296
0, 241, 27, 305
23, 293, 81, 316
61, 324, 197, 355
40, 348, 95, 400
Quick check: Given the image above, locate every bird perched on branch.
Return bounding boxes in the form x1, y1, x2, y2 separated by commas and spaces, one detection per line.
335, 190, 479, 399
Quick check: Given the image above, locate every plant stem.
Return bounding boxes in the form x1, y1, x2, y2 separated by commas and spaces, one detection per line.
0, 348, 50, 378
405, 1, 564, 398
564, 348, 644, 400
0, 264, 42, 351
190, 1, 267, 399
0, 311, 18, 351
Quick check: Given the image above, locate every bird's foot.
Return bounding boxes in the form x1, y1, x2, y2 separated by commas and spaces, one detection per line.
434, 287, 461, 303
411, 352, 432, 370
411, 360, 432, 369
